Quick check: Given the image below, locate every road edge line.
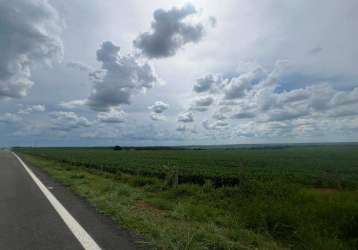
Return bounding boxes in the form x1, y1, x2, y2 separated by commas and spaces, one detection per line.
12, 152, 102, 250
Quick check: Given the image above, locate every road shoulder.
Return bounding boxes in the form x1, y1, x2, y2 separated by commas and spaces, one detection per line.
19, 153, 145, 250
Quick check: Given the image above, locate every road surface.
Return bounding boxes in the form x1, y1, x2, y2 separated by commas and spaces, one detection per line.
0, 150, 141, 250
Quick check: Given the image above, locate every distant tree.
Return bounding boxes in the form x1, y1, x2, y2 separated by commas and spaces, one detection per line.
113, 145, 122, 151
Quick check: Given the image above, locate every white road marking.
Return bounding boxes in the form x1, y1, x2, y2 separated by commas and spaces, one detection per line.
12, 152, 102, 250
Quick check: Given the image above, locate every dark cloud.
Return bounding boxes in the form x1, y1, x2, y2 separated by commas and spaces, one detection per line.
134, 4, 211, 58
87, 41, 159, 111
309, 47, 323, 55
0, 0, 63, 99
231, 111, 256, 119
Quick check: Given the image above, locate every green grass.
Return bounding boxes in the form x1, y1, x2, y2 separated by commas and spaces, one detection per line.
16, 145, 358, 188
21, 154, 284, 250
17, 145, 358, 250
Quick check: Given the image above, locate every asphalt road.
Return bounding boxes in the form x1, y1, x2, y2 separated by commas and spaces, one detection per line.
0, 150, 141, 250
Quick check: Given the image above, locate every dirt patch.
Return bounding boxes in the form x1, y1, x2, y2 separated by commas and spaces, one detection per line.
134, 201, 167, 216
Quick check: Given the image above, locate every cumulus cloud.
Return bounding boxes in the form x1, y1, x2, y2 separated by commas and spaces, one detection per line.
202, 120, 228, 130
149, 101, 169, 113
193, 67, 266, 99
266, 108, 309, 122
66, 61, 92, 72
189, 96, 214, 112
50, 112, 91, 131
60, 99, 86, 109
18, 104, 46, 115
186, 59, 358, 139
148, 101, 169, 121
176, 124, 187, 132
150, 113, 166, 121
97, 108, 126, 123
177, 111, 194, 123
223, 67, 266, 99
193, 96, 214, 106
212, 112, 227, 121
0, 0, 63, 99
212, 106, 232, 121
176, 124, 197, 133
134, 4, 213, 58
330, 87, 358, 106
193, 74, 217, 93
0, 113, 21, 123
86, 41, 159, 111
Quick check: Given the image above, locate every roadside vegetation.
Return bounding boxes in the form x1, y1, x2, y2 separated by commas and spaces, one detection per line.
16, 145, 358, 249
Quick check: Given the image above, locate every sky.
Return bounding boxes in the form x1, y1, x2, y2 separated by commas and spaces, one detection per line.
1, 0, 358, 147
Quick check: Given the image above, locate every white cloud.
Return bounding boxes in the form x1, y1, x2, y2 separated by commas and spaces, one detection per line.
2, 1, 358, 145
202, 120, 228, 130
330, 87, 358, 107
18, 105, 46, 115
134, 4, 214, 58
193, 96, 214, 106
86, 41, 160, 111
176, 124, 197, 134
96, 108, 126, 123
0, 113, 21, 123
185, 59, 358, 139
189, 96, 215, 112
148, 101, 169, 113
66, 61, 92, 72
177, 111, 194, 123
193, 74, 217, 93
60, 100, 87, 109
50, 111, 91, 131
0, 0, 63, 99
223, 67, 266, 99
150, 113, 166, 121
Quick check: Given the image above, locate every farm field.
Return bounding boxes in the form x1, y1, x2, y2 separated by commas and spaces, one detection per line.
16, 144, 358, 188
16, 145, 358, 249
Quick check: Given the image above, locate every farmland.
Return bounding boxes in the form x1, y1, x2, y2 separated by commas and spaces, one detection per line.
16, 144, 358, 188
16, 144, 358, 249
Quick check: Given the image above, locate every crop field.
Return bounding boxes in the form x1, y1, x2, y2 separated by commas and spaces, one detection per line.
16, 144, 358, 188
16, 144, 358, 249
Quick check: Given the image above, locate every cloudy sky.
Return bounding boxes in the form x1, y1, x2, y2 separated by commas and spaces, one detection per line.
1, 0, 358, 146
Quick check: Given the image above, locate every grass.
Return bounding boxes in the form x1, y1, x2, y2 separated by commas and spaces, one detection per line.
16, 145, 358, 188
18, 147, 358, 250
